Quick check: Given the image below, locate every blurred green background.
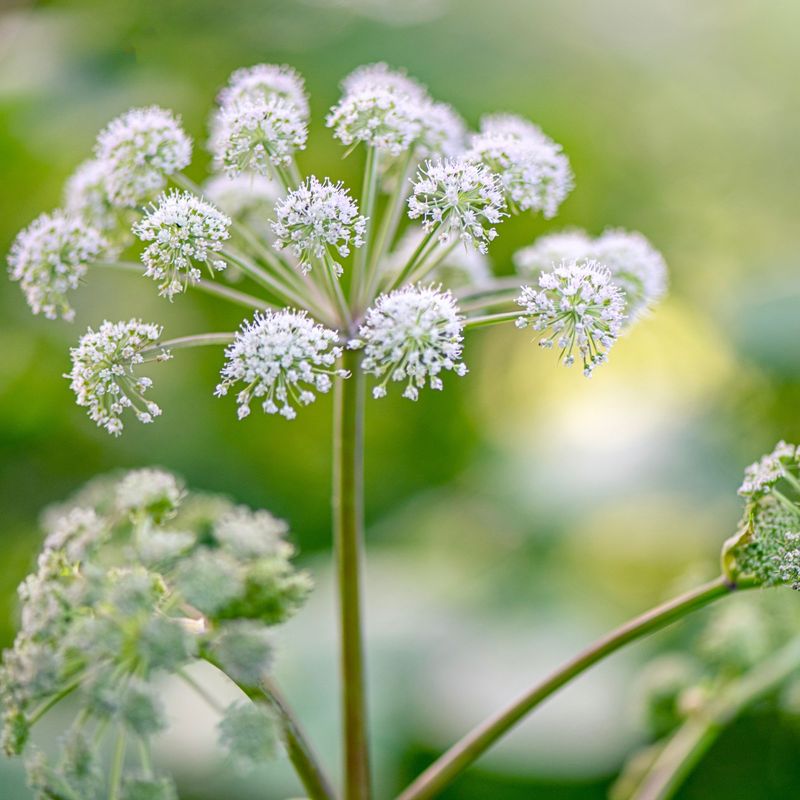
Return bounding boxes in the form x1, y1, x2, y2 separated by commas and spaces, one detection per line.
1, 0, 800, 797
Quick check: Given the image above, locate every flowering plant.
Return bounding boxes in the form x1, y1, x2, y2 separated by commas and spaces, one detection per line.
4, 61, 789, 800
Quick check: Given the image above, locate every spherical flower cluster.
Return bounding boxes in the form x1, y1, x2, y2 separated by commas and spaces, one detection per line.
213, 97, 308, 176
340, 62, 428, 99
94, 106, 192, 207
356, 284, 467, 400
479, 113, 548, 142
327, 84, 422, 157
407, 159, 506, 253
217, 63, 309, 119
67, 319, 171, 435
7, 211, 107, 321
216, 309, 347, 420
63, 159, 119, 235
514, 228, 668, 321
388, 228, 491, 290
271, 176, 366, 275
416, 101, 467, 159
466, 131, 573, 218
516, 261, 626, 376
133, 190, 231, 299
0, 470, 311, 795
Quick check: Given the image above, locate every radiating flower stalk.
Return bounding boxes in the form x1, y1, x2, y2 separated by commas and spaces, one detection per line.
7, 61, 791, 800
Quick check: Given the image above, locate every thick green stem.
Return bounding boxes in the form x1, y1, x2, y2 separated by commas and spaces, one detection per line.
352, 146, 379, 305
333, 348, 371, 800
397, 577, 753, 800
631, 635, 800, 800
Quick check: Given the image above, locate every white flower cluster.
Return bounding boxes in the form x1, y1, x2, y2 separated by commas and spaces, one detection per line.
67, 319, 171, 435
212, 97, 308, 176
116, 468, 185, 520
216, 309, 347, 420
218, 63, 309, 119
466, 129, 573, 218
203, 173, 280, 219
356, 284, 467, 400
7, 211, 107, 321
94, 106, 192, 207
133, 190, 231, 299
64, 159, 120, 235
328, 63, 466, 158
516, 261, 626, 376
515, 229, 668, 319
738, 441, 799, 500
408, 159, 506, 253
271, 177, 366, 275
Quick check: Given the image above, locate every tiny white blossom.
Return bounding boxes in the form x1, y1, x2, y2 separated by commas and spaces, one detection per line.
133, 190, 231, 299
466, 131, 573, 218
216, 309, 347, 420
407, 158, 506, 253
271, 177, 366, 275
95, 106, 192, 207
218, 64, 309, 119
591, 229, 668, 319
513, 230, 592, 275
356, 284, 467, 400
388, 227, 491, 290
7, 211, 107, 321
739, 441, 799, 500
516, 261, 625, 376
212, 97, 307, 176
68, 319, 171, 435
327, 86, 422, 157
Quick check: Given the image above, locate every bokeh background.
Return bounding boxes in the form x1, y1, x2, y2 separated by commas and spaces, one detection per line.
1, 0, 800, 797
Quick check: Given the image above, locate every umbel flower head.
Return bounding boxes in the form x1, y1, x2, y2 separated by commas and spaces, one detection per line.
514, 228, 667, 321
133, 190, 231, 299
355, 284, 467, 400
64, 159, 122, 237
516, 261, 626, 376
213, 96, 308, 176
218, 63, 310, 119
0, 469, 311, 796
479, 112, 549, 142
271, 176, 367, 275
67, 319, 171, 435
466, 131, 573, 218
723, 442, 800, 589
94, 106, 192, 208
408, 158, 507, 253
216, 309, 348, 420
340, 62, 428, 100
7, 210, 107, 321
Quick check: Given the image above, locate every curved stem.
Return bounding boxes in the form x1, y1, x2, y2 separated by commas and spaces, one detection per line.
333, 348, 371, 800
631, 635, 800, 800
157, 332, 235, 350
464, 311, 520, 330
396, 577, 755, 800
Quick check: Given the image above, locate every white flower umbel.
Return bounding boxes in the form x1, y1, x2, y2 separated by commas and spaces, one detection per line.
738, 441, 799, 501
388, 228, 491, 290
591, 229, 668, 319
218, 64, 309, 119
417, 101, 468, 159
327, 86, 422, 157
340, 63, 428, 101
407, 159, 506, 254
466, 131, 573, 218
213, 97, 307, 176
117, 468, 185, 520
513, 230, 593, 275
356, 284, 467, 400
271, 177, 366, 275
95, 107, 192, 208
216, 309, 347, 420
133, 190, 231, 299
516, 261, 625, 376
64, 159, 116, 231
68, 319, 171, 435
7, 211, 107, 321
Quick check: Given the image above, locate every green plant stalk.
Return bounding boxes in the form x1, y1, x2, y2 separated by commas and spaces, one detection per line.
630, 636, 800, 800
396, 576, 756, 800
352, 146, 379, 306
333, 348, 371, 800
